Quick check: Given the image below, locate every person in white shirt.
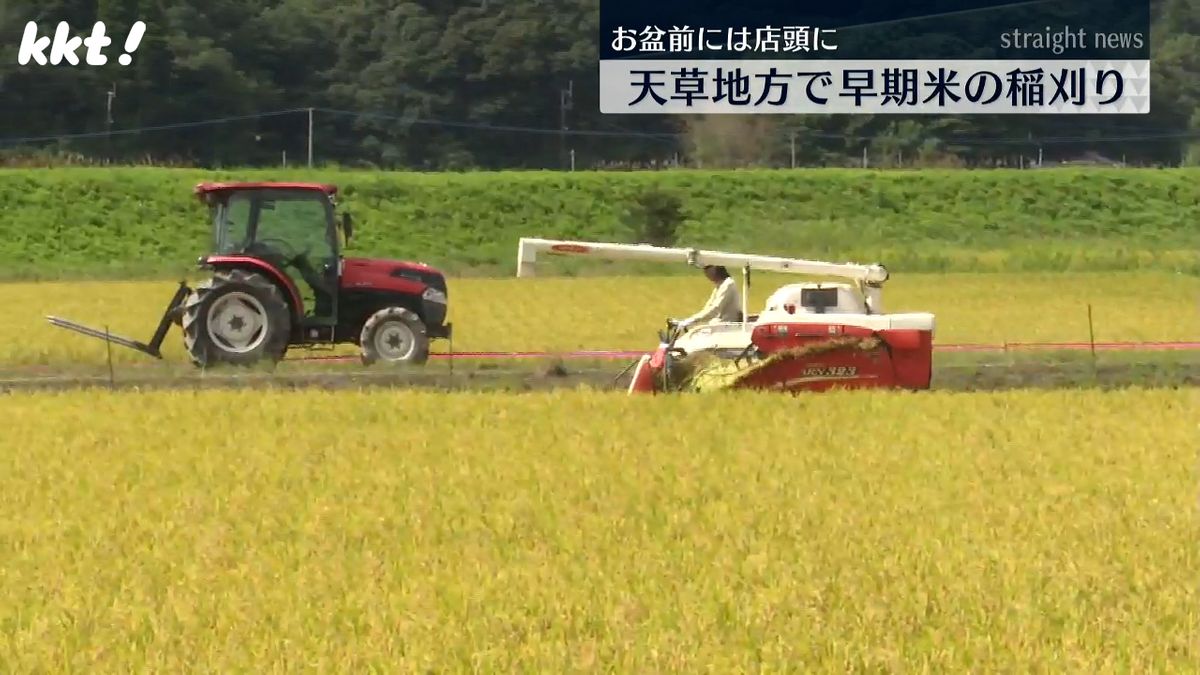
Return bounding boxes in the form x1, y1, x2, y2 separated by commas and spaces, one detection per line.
672, 265, 743, 331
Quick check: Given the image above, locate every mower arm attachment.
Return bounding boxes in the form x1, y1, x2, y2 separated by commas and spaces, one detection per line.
45, 281, 191, 360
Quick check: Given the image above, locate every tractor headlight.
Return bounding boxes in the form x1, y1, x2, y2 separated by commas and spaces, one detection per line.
422, 287, 447, 305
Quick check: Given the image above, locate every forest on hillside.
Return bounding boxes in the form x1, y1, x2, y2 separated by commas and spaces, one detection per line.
1, 0, 1198, 169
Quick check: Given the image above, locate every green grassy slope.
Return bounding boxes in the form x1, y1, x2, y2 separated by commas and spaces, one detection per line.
1, 167, 1197, 279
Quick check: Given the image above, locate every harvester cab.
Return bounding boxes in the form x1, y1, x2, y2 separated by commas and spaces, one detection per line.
47, 182, 452, 368
515, 237, 935, 394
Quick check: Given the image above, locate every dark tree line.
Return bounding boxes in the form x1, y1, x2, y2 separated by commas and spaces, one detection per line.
1, 0, 1197, 168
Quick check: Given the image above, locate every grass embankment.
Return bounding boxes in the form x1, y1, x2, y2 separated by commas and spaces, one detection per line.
1, 167, 1197, 279
0, 388, 1192, 670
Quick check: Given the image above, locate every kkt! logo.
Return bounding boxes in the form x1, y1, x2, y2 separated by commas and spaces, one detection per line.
17, 21, 146, 66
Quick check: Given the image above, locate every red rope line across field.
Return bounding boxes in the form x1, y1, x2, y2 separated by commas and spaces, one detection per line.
295, 340, 1200, 363
935, 341, 1200, 352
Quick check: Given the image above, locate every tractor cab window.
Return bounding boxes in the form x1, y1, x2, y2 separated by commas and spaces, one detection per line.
251, 190, 337, 321
254, 193, 335, 262
214, 193, 253, 254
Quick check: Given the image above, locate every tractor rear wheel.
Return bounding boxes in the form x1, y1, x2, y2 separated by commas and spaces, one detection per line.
360, 307, 429, 366
181, 270, 291, 367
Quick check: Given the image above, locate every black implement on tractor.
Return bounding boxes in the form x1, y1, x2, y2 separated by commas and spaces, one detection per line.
48, 182, 452, 367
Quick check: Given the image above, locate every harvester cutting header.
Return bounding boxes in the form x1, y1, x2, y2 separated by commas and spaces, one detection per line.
516, 237, 936, 394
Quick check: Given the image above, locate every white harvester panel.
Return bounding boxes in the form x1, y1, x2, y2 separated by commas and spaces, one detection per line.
762, 283, 870, 315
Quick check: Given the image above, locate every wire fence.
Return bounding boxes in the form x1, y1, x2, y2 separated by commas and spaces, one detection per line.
2, 106, 1198, 170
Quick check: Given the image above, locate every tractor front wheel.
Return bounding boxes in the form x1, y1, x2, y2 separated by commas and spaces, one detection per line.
181, 270, 292, 367
360, 307, 429, 366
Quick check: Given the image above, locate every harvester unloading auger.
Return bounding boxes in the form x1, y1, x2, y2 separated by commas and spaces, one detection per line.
516, 238, 936, 394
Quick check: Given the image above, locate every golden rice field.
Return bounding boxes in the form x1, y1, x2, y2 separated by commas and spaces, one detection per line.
0, 388, 1192, 671
4, 271, 1198, 367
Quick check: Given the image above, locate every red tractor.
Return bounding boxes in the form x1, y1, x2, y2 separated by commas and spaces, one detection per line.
48, 181, 452, 367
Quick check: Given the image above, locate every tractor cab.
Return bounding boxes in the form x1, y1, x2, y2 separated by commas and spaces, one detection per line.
196, 182, 343, 326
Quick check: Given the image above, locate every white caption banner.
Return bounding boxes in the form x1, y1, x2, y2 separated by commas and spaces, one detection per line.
600, 59, 1149, 114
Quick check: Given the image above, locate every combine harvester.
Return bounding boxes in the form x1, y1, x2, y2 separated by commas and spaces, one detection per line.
517, 238, 936, 394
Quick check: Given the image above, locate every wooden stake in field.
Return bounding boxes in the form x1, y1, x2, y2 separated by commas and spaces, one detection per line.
105, 325, 115, 390
1087, 303, 1097, 377
1087, 304, 1096, 357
